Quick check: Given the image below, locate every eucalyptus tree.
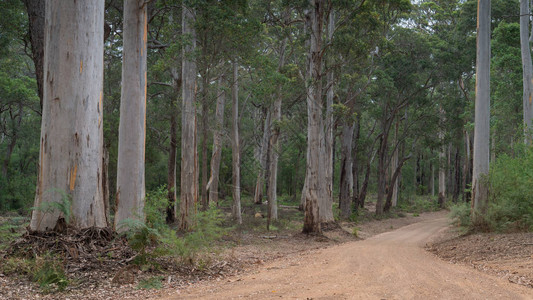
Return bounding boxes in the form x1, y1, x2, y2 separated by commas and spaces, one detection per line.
371, 26, 434, 215
179, 2, 198, 231
520, 0, 533, 143
30, 0, 107, 231
333, 0, 402, 217
471, 0, 491, 224
302, 0, 326, 233
115, 0, 148, 230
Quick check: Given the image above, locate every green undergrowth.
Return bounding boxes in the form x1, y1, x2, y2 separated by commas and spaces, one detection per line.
120, 186, 228, 269
449, 149, 533, 233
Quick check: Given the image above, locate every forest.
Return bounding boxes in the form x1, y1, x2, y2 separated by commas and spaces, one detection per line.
1, 0, 533, 298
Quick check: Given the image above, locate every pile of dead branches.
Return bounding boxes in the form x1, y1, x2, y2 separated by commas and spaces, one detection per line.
4, 226, 135, 272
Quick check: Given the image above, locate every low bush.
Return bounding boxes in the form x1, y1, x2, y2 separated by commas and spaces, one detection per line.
121, 186, 227, 266
488, 150, 533, 231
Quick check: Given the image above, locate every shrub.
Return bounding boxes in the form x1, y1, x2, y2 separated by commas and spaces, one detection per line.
33, 254, 69, 292
121, 186, 228, 266
488, 150, 533, 231
449, 202, 471, 229
156, 206, 227, 263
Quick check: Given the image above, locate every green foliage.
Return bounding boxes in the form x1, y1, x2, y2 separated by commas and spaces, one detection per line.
397, 195, 440, 214
121, 187, 227, 266
488, 150, 533, 231
449, 202, 471, 229
155, 206, 227, 263
0, 217, 26, 251
31, 189, 72, 224
33, 254, 69, 293
137, 276, 164, 290
351, 227, 359, 237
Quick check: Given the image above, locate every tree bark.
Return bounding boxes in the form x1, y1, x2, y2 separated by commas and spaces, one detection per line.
208, 76, 226, 205
352, 119, 361, 208
231, 62, 242, 224
390, 119, 400, 208
472, 0, 491, 224
167, 86, 178, 223
115, 0, 148, 231
2, 103, 23, 180
22, 0, 45, 110
302, 0, 324, 234
384, 155, 411, 212
339, 123, 354, 218
30, 0, 106, 231
521, 0, 533, 144
322, 8, 335, 223
253, 109, 270, 204
267, 37, 288, 223
200, 65, 210, 211
438, 108, 446, 208
179, 4, 198, 231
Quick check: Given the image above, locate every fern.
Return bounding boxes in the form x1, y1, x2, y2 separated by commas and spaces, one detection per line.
31, 188, 72, 224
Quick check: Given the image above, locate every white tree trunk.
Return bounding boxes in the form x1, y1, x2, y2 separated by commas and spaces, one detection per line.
472, 0, 491, 223
267, 37, 288, 222
521, 0, 533, 144
321, 8, 335, 223
339, 123, 354, 218
179, 4, 198, 231
438, 106, 446, 207
30, 0, 106, 231
391, 119, 399, 207
253, 110, 270, 204
208, 76, 226, 205
115, 0, 147, 231
302, 0, 324, 234
231, 62, 242, 224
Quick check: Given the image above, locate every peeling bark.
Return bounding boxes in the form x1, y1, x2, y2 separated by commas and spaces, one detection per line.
30, 0, 106, 231
115, 0, 148, 231
179, 4, 198, 231
208, 76, 226, 205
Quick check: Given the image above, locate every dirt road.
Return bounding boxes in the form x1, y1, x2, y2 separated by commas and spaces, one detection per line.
160, 218, 533, 299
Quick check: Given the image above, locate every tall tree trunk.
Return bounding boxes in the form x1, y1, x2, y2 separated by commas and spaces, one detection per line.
200, 65, 210, 211
376, 135, 387, 215
352, 119, 361, 208
167, 91, 178, 223
253, 109, 270, 204
357, 149, 375, 209
521, 0, 533, 144
302, 0, 324, 234
438, 146, 446, 207
472, 0, 491, 224
2, 103, 23, 180
30, 0, 106, 231
339, 123, 354, 218
463, 130, 472, 202
322, 8, 335, 224
208, 76, 226, 205
438, 107, 446, 208
179, 4, 198, 231
454, 147, 461, 202
103, 144, 110, 224
115, 0, 148, 231
22, 0, 45, 110
231, 62, 242, 224
267, 37, 288, 223
390, 119, 400, 208
384, 155, 411, 212
429, 163, 435, 197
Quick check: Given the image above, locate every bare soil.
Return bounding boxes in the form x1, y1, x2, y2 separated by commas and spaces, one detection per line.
1, 209, 532, 299
157, 215, 533, 300
427, 229, 533, 288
